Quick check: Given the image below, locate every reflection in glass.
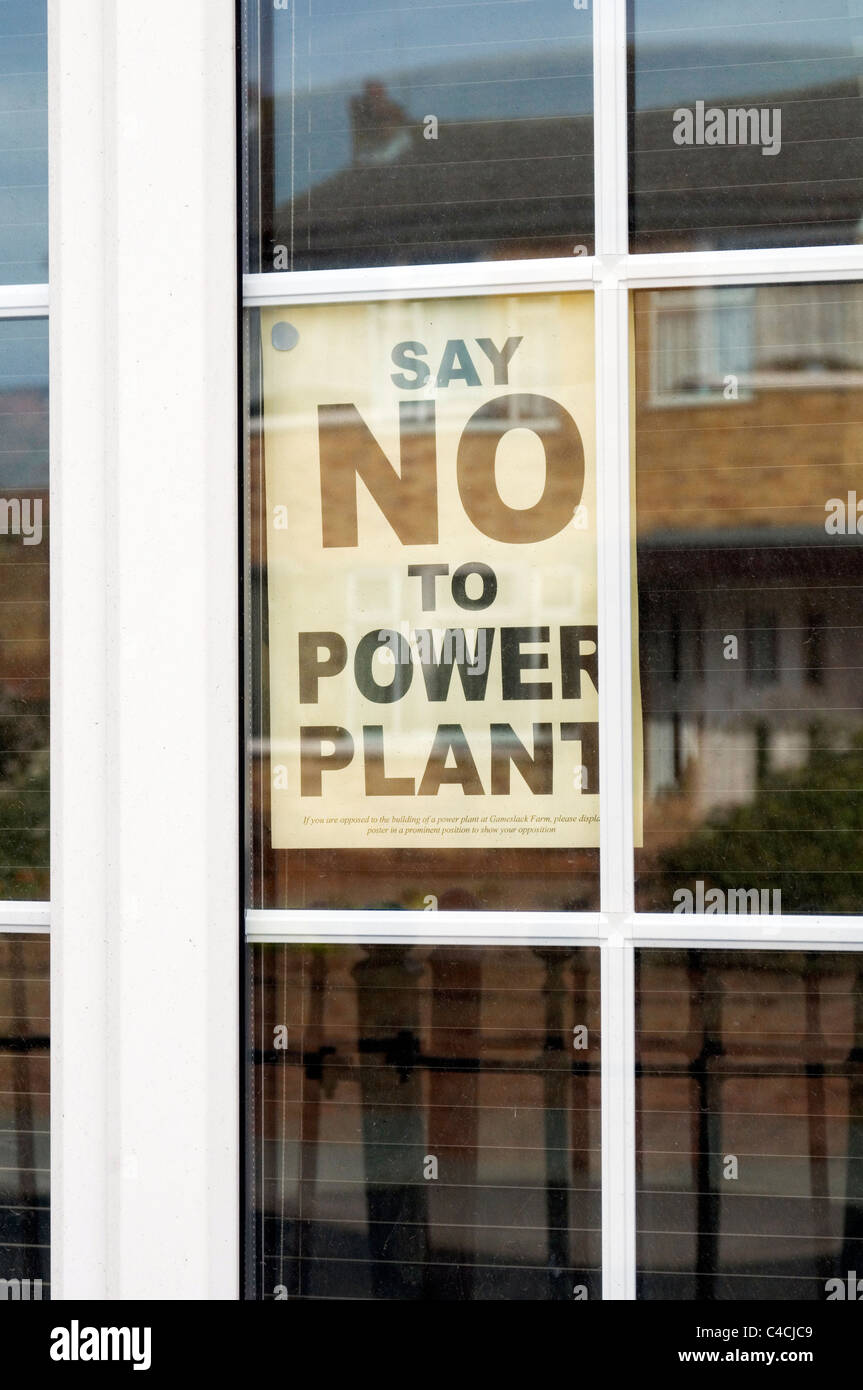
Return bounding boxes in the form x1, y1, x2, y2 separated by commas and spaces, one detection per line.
629, 0, 863, 252
0, 2, 47, 284
247, 944, 600, 1299
0, 934, 48, 1295
0, 319, 47, 901
635, 284, 863, 914
243, 0, 593, 271
637, 949, 863, 1300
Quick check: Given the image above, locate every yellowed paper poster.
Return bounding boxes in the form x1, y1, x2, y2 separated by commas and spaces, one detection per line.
262, 293, 616, 850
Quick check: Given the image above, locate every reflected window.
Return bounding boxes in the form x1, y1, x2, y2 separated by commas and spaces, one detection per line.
243, 0, 594, 271
629, 0, 863, 253
745, 612, 778, 688
247, 944, 600, 1300
635, 283, 863, 914
637, 950, 863, 1300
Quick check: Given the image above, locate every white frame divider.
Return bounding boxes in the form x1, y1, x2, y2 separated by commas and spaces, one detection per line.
0, 286, 49, 318
50, 0, 239, 1299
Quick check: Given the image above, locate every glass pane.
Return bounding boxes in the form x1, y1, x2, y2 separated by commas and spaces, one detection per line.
247, 943, 600, 1300
0, 318, 47, 902
634, 284, 863, 915
243, 0, 594, 272
629, 0, 863, 253
0, 1, 47, 284
637, 949, 863, 1300
246, 293, 600, 911
0, 933, 48, 1299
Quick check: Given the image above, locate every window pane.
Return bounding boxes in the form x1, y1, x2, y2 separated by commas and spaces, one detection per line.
0, 933, 48, 1299
629, 1, 863, 253
0, 1, 47, 285
637, 949, 863, 1300
0, 318, 47, 901
246, 294, 600, 911
634, 284, 863, 915
243, 0, 594, 272
247, 943, 600, 1300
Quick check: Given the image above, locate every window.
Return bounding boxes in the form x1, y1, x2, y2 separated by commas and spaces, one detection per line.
629, 0, 863, 253
636, 281, 863, 917
0, 0, 47, 1303
242, 0, 863, 1304
637, 950, 863, 1299
249, 943, 600, 1299
245, 0, 595, 271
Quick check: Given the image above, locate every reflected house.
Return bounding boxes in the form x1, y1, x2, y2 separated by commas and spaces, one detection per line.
635, 284, 863, 912
630, 74, 863, 251
0, 384, 48, 902
637, 949, 863, 1300
263, 60, 863, 267
252, 943, 601, 1301
265, 66, 595, 266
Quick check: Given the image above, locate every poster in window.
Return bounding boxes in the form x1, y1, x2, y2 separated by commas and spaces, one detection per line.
260, 293, 635, 850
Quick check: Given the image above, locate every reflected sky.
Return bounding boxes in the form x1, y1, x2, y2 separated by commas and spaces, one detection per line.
0, 0, 47, 285
629, 1, 863, 249
270, 0, 592, 201
631, 0, 863, 104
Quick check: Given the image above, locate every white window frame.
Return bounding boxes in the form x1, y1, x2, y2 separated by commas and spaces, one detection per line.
39, 0, 863, 1301
49, 0, 239, 1299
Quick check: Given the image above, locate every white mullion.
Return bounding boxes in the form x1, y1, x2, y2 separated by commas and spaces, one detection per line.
242, 235, 863, 316
631, 913, 863, 950
593, 0, 628, 257
51, 0, 238, 1300
0, 903, 49, 932
50, 0, 111, 1300
620, 244, 863, 288
593, 0, 636, 1304
0, 284, 49, 316
595, 278, 634, 916
243, 256, 594, 306
245, 908, 602, 947
601, 935, 636, 1299
594, 279, 637, 1303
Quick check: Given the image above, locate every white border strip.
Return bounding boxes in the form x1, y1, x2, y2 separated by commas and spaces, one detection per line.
601, 937, 635, 1300
594, 0, 628, 257
51, 0, 239, 1301
0, 284, 49, 317
0, 902, 50, 932
632, 914, 863, 948
244, 245, 863, 308
245, 910, 863, 950
616, 244, 863, 288
243, 256, 594, 305
594, 0, 636, 1301
245, 908, 602, 945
